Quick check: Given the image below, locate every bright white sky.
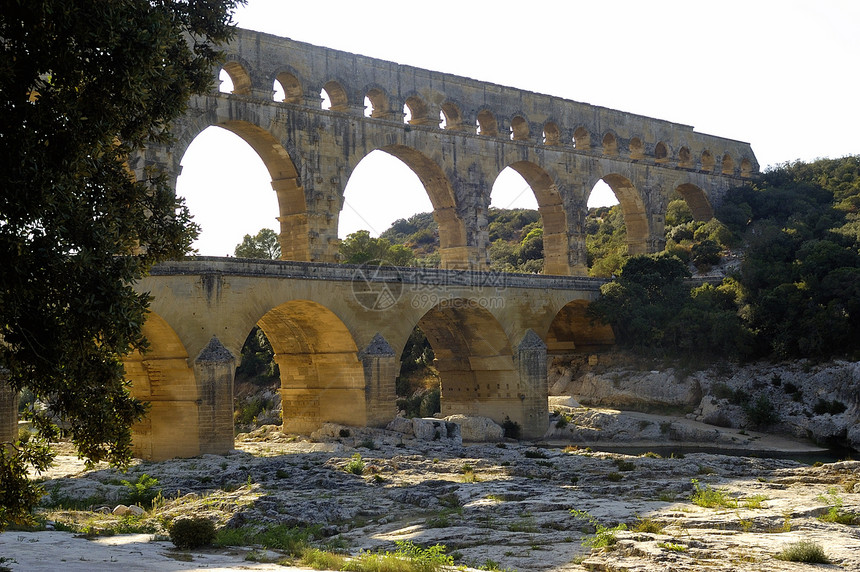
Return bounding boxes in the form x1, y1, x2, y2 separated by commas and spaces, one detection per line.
176, 0, 860, 256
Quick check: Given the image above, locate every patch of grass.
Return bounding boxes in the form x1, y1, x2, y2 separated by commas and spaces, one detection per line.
214, 524, 321, 556
614, 459, 635, 472
345, 453, 366, 475
523, 450, 547, 459
816, 487, 860, 524
301, 548, 348, 570
345, 541, 453, 572
641, 451, 662, 459
571, 509, 627, 549
631, 517, 664, 534
607, 472, 623, 482
775, 540, 829, 563
742, 494, 768, 509
690, 479, 736, 509
460, 464, 479, 483
744, 394, 780, 427
657, 541, 687, 552
508, 515, 538, 533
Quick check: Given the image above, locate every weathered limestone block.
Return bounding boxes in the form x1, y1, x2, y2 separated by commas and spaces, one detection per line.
515, 330, 549, 439
444, 414, 504, 442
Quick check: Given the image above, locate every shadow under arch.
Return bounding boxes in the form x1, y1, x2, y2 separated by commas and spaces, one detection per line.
126, 312, 205, 461
601, 173, 650, 255
506, 161, 572, 275
175, 117, 311, 262
256, 300, 368, 434
369, 144, 473, 269
415, 298, 527, 430
675, 182, 714, 221
545, 299, 615, 355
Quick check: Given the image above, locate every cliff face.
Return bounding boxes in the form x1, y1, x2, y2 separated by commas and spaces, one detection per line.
551, 354, 860, 451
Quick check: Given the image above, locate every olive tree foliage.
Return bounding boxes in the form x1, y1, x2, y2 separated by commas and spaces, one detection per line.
0, 0, 245, 527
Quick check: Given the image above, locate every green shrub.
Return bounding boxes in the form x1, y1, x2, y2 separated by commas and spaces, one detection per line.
690, 479, 736, 508
120, 473, 160, 506
501, 417, 521, 440
169, 517, 216, 550
345, 453, 366, 475
776, 540, 828, 563
813, 399, 847, 415
744, 394, 780, 427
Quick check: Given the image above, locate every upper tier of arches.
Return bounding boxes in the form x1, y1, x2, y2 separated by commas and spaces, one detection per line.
216, 28, 758, 179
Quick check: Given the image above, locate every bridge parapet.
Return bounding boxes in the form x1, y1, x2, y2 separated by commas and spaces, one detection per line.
223, 29, 757, 176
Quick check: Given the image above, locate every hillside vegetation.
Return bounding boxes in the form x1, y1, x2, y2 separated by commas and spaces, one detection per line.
337, 156, 860, 363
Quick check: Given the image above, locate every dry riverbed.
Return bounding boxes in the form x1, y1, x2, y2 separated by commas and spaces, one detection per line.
3, 414, 860, 572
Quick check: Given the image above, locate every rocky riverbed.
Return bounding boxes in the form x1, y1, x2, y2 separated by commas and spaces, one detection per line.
5, 411, 860, 572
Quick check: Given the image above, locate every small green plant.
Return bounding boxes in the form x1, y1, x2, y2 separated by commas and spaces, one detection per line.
775, 540, 829, 563
742, 494, 768, 509
358, 438, 377, 450
607, 472, 623, 482
641, 451, 662, 459
614, 459, 635, 472
571, 509, 627, 549
169, 517, 216, 549
657, 541, 687, 552
461, 464, 478, 483
524, 449, 547, 459
120, 473, 161, 506
345, 453, 366, 475
690, 479, 736, 508
631, 517, 664, 534
817, 487, 859, 524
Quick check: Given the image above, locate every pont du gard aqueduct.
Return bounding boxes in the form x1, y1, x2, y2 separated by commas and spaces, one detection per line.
124, 28, 758, 460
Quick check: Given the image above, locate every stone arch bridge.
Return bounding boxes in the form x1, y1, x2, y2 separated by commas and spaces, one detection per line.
135, 27, 758, 275
124, 28, 758, 460
129, 259, 613, 460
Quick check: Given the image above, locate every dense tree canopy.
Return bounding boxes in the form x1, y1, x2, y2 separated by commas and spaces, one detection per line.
0, 0, 243, 527
234, 228, 281, 259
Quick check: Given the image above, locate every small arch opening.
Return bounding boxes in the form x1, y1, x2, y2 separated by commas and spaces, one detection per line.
477, 110, 498, 136
440, 102, 462, 130
722, 153, 735, 175
602, 132, 618, 156
543, 122, 560, 145
510, 116, 529, 141
404, 95, 431, 125
219, 62, 251, 95
629, 137, 644, 159
701, 150, 715, 172
655, 142, 669, 163
740, 158, 753, 177
679, 147, 692, 168
365, 88, 389, 118
321, 80, 348, 112
274, 72, 301, 104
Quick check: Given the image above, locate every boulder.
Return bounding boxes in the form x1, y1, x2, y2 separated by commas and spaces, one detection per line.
444, 415, 504, 442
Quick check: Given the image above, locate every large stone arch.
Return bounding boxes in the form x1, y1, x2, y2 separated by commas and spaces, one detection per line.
127, 312, 234, 460
600, 173, 651, 255
545, 299, 615, 355
414, 298, 544, 436
505, 161, 572, 275
172, 113, 311, 262
342, 144, 473, 269
675, 182, 714, 221
256, 299, 370, 433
